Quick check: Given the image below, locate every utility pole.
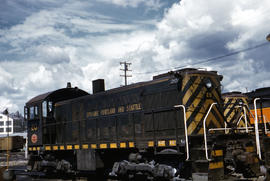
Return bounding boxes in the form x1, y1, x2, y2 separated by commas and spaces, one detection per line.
120, 61, 132, 86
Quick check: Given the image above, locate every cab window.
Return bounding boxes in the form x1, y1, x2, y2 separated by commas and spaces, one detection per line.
24, 107, 28, 120
30, 107, 34, 119
48, 101, 53, 113
34, 106, 38, 116
42, 101, 47, 117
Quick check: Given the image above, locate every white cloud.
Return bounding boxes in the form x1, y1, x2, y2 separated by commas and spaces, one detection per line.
1, 0, 270, 114
136, 0, 270, 92
97, 0, 162, 9
33, 46, 71, 64
25, 66, 53, 88
0, 96, 19, 113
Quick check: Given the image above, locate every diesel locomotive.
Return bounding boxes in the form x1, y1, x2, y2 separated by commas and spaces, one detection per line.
222, 92, 252, 131
246, 87, 270, 177
25, 68, 267, 180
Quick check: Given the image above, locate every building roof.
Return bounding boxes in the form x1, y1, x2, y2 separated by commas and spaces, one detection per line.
0, 113, 13, 120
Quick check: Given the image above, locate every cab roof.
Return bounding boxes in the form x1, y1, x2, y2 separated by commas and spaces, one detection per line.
26, 87, 89, 106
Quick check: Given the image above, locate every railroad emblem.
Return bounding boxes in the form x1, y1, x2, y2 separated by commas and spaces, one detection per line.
31, 134, 38, 143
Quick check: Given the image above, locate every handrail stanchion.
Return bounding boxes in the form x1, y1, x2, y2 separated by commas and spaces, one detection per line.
243, 106, 248, 133
235, 105, 248, 133
203, 102, 217, 161
254, 98, 262, 160
225, 121, 229, 134
26, 136, 28, 159
174, 105, 189, 160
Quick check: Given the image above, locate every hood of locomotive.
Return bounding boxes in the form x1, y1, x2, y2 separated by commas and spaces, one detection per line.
222, 92, 251, 128
177, 69, 225, 135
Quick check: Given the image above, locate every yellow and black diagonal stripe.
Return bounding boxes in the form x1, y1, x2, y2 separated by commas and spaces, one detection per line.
223, 94, 251, 128
181, 73, 225, 135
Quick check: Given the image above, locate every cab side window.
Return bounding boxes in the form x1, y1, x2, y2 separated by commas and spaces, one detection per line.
48, 101, 53, 113
30, 107, 34, 119
24, 107, 28, 120
42, 101, 47, 117
34, 106, 38, 117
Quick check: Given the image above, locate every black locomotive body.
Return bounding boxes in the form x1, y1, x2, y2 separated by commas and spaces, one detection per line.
54, 69, 224, 148
25, 69, 266, 180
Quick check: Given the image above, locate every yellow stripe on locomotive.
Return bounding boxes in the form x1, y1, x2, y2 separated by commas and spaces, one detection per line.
181, 71, 224, 135
222, 92, 251, 129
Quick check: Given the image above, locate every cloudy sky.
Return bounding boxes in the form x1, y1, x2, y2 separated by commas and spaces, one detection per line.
0, 0, 270, 113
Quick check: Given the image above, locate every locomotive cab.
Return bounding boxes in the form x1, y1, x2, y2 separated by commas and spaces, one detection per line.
25, 84, 89, 148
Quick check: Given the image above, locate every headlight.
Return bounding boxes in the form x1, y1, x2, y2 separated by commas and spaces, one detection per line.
239, 100, 243, 105
204, 79, 212, 88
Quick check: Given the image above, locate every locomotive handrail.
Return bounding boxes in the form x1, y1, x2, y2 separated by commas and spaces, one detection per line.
244, 103, 256, 121
263, 115, 270, 134
208, 122, 230, 133
236, 106, 248, 133
224, 122, 229, 134
254, 98, 262, 160
243, 106, 248, 133
174, 105, 189, 160
241, 102, 262, 160
203, 102, 217, 161
209, 127, 253, 132
236, 115, 244, 125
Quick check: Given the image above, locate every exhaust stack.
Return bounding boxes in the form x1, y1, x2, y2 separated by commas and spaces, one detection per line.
67, 82, 71, 88
92, 79, 105, 94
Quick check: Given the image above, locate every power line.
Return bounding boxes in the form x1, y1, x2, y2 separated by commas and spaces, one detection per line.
134, 41, 270, 75
120, 61, 132, 86
175, 41, 269, 69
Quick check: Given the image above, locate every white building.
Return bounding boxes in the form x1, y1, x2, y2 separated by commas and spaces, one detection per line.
0, 113, 13, 135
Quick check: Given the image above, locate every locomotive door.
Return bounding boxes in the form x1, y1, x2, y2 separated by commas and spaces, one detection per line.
26, 105, 43, 146
43, 101, 57, 144
71, 101, 84, 144
144, 108, 184, 143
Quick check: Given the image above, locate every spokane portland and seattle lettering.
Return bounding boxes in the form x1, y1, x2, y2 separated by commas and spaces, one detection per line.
86, 103, 142, 118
